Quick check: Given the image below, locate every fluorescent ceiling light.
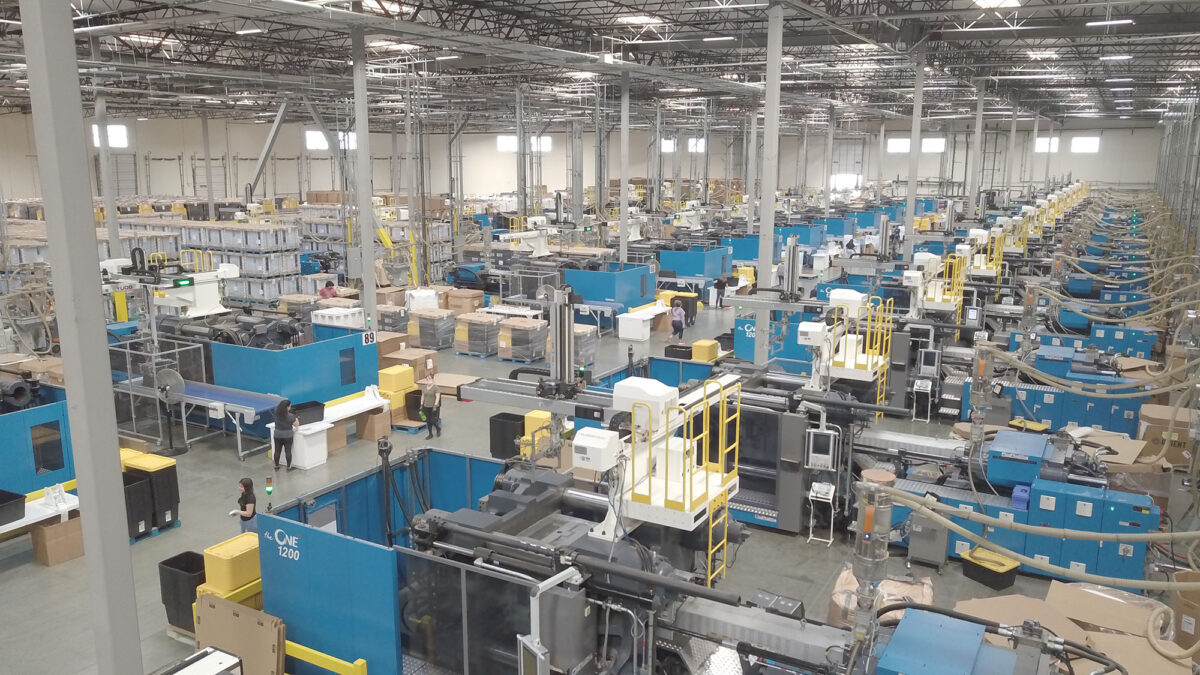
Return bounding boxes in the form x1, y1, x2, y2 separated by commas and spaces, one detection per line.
617, 15, 664, 25
1086, 19, 1135, 27
204, 99, 221, 103
235, 27, 265, 35
368, 40, 417, 50
1110, 87, 1133, 91
0, 19, 20, 25
565, 71, 594, 78
1105, 77, 1133, 82
944, 25, 1040, 32
434, 55, 459, 61
1120, 115, 1131, 119
974, 0, 1021, 7
136, 117, 148, 121
703, 36, 736, 42
1099, 54, 1132, 61
1027, 50, 1057, 59
121, 34, 181, 46
990, 74, 1062, 80
1179, 67, 1200, 72
1112, 99, 1132, 103
695, 2, 767, 8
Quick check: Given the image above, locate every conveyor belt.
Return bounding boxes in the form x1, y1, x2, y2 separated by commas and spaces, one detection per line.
181, 381, 281, 417
855, 429, 965, 460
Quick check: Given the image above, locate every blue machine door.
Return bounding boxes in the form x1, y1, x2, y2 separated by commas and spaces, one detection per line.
1026, 480, 1065, 572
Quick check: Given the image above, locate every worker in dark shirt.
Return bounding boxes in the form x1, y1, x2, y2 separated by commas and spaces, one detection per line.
713, 277, 728, 309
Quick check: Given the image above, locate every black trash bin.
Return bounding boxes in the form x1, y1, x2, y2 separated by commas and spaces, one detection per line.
158, 551, 206, 632
123, 472, 154, 539
0, 489, 26, 526
665, 344, 693, 360
405, 389, 424, 421
292, 400, 325, 425
489, 412, 526, 460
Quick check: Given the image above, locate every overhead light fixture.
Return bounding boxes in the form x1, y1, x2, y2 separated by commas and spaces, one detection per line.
565, 71, 594, 78
719, 95, 738, 99
1099, 54, 1132, 61
121, 34, 181, 46
617, 15, 664, 25
1105, 77, 1133, 82
1120, 115, 1131, 119
974, 0, 1021, 7
235, 27, 265, 35
0, 19, 20, 25
368, 39, 417, 50
944, 25, 1040, 32
204, 99, 222, 104
136, 117, 149, 121
1113, 99, 1133, 103
1027, 50, 1058, 59
703, 36, 736, 42
695, 2, 768, 8
434, 55, 459, 61
1110, 87, 1133, 91
1086, 18, 1135, 27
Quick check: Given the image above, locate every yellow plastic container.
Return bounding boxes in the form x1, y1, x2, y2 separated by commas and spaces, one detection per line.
119, 448, 144, 469
379, 365, 415, 392
203, 532, 261, 594
736, 266, 756, 285
691, 339, 719, 363
522, 410, 553, 457
123, 452, 176, 472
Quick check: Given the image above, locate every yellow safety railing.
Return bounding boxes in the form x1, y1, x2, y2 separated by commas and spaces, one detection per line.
285, 641, 368, 675
873, 297, 895, 420
630, 401, 654, 505
986, 231, 1005, 282
706, 488, 729, 587
148, 251, 169, 268
830, 304, 849, 368
179, 248, 214, 273
717, 381, 741, 488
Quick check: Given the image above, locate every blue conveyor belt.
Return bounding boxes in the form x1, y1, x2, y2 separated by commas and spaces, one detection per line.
182, 381, 282, 415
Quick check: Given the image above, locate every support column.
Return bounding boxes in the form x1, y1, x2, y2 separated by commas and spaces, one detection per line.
1004, 105, 1018, 206
876, 121, 885, 201
594, 91, 605, 214
516, 86, 528, 218
967, 79, 985, 219
755, 2, 784, 366
570, 120, 584, 224
1043, 118, 1053, 190
619, 72, 630, 264
351, 28, 376, 324
702, 117, 711, 203
20, 0, 143, 671
795, 128, 804, 193
800, 125, 809, 193
94, 91, 120, 252
747, 112, 758, 230
905, 58, 925, 235
201, 111, 216, 221
650, 103, 661, 212
824, 104, 834, 218
390, 124, 399, 201
1028, 113, 1040, 189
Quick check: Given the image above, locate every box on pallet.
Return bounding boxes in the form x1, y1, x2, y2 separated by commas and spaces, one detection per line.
312, 307, 366, 329
317, 297, 361, 310
375, 331, 409, 362
377, 286, 408, 307
1138, 403, 1197, 466
454, 312, 502, 355
447, 288, 485, 315
380, 348, 438, 382
499, 318, 549, 362
408, 308, 455, 350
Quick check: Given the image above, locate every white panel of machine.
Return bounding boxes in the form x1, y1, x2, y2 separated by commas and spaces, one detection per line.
573, 427, 621, 472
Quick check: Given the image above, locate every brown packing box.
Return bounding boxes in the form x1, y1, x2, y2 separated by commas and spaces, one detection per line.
375, 331, 409, 360
1078, 632, 1189, 675
1117, 356, 1169, 405
334, 287, 359, 299
326, 420, 348, 452
317, 297, 361, 310
1137, 402, 1196, 467
381, 348, 438, 382
954, 595, 1088, 647
1172, 570, 1200, 664
376, 286, 407, 307
119, 436, 151, 452
433, 372, 479, 396
31, 510, 84, 566
1044, 580, 1156, 637
446, 288, 485, 315
194, 595, 286, 675
430, 285, 453, 309
355, 410, 391, 442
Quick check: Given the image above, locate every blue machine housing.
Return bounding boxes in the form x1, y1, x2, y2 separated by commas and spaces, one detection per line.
777, 224, 826, 247
877, 610, 1018, 675
985, 430, 1053, 488
657, 246, 732, 279
563, 264, 656, 326
212, 333, 379, 404
847, 211, 886, 231
732, 314, 817, 371
0, 399, 75, 495
1009, 324, 1158, 359
721, 234, 782, 263
816, 216, 854, 237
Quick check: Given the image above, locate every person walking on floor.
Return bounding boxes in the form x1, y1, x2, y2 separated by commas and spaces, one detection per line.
714, 277, 727, 309
421, 376, 442, 440
319, 280, 337, 300
671, 299, 686, 344
273, 399, 299, 470
230, 477, 257, 533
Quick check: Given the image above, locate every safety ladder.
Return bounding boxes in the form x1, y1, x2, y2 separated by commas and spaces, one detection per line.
706, 488, 729, 587
871, 297, 895, 420
179, 249, 214, 273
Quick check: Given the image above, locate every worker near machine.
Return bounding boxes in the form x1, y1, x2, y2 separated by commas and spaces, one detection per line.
671, 299, 686, 343
421, 376, 442, 440
272, 399, 299, 470
319, 280, 337, 300
230, 477, 257, 533
713, 277, 727, 309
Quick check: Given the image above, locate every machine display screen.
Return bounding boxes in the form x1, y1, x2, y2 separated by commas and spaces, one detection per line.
806, 429, 836, 471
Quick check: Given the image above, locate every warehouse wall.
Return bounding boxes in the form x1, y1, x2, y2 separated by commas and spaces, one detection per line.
0, 111, 1164, 202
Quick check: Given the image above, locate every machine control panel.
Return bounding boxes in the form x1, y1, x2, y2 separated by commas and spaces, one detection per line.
805, 428, 838, 471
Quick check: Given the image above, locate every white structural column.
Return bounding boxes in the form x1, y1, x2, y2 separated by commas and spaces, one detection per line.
594, 91, 605, 214
516, 86, 528, 218
1004, 106, 1018, 206
747, 112, 758, 230
1043, 118, 1054, 190
94, 91, 120, 252
351, 28, 377, 324
800, 125, 809, 192
619, 72, 630, 263
1028, 113, 1040, 186
754, 2, 784, 365
877, 121, 885, 200
904, 60, 925, 234
19, 0, 143, 672
570, 121, 584, 224
201, 111, 217, 220
824, 104, 834, 218
967, 79, 985, 219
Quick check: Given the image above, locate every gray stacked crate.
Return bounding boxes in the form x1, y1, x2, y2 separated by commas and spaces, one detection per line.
177, 221, 301, 306
498, 318, 548, 363
378, 304, 407, 331
427, 220, 453, 283
454, 312, 502, 357
407, 308, 455, 350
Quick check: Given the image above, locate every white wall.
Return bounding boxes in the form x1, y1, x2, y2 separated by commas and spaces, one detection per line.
0, 111, 1163, 202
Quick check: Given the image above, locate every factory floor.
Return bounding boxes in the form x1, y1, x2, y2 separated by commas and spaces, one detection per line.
0, 306, 1092, 673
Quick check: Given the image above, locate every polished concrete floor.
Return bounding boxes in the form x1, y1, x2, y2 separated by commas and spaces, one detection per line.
0, 305, 1061, 674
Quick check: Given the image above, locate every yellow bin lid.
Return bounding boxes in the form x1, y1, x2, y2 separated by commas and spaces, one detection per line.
963, 547, 1018, 573
123, 453, 177, 472
205, 532, 260, 560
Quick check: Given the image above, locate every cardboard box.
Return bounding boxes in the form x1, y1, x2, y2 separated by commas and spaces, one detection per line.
1080, 631, 1189, 675
194, 595, 286, 675
31, 511, 84, 566
119, 436, 151, 453
1118, 356, 1169, 405
446, 288, 485, 316
376, 286, 407, 307
1172, 570, 1200, 664
317, 296, 361, 310
375, 331, 409, 360
430, 285, 453, 309
326, 421, 348, 452
1044, 580, 1156, 637
1137, 403, 1196, 467
954, 595, 1088, 647
355, 410, 391, 442
380, 348, 438, 382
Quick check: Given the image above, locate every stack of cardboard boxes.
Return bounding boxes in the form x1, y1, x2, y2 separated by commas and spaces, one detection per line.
380, 348, 439, 383
378, 364, 419, 426
447, 288, 485, 315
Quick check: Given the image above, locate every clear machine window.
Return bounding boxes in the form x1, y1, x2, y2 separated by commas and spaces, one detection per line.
32, 421, 65, 474
339, 348, 356, 386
